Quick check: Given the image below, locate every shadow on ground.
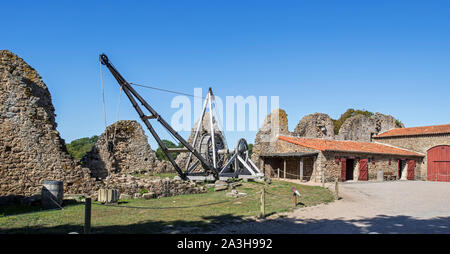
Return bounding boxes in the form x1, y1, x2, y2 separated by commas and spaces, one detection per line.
0, 214, 247, 234
1, 214, 449, 234
207, 215, 450, 234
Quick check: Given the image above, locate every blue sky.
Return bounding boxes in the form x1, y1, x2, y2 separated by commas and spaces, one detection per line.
2, 0, 450, 149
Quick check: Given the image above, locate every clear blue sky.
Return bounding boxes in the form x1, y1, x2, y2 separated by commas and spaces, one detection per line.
3, 0, 450, 149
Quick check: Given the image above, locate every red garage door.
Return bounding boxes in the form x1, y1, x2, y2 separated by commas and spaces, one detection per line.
427, 145, 450, 182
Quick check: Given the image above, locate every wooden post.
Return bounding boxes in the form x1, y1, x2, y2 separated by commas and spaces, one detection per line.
299, 158, 304, 181
260, 188, 265, 218
260, 159, 264, 175
335, 178, 339, 200
283, 159, 287, 179
277, 167, 280, 179
84, 198, 91, 234
322, 170, 325, 188
293, 194, 297, 206
313, 157, 317, 182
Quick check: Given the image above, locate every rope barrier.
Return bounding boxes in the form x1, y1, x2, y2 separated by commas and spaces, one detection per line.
92, 194, 254, 210
264, 190, 291, 198
275, 170, 309, 180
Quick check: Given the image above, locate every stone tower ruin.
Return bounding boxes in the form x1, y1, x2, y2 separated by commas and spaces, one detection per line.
81, 120, 162, 179
0, 50, 95, 198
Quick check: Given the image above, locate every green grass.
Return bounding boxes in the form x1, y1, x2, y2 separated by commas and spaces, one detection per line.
0, 180, 334, 234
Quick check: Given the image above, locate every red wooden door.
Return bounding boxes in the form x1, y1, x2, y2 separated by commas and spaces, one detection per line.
427, 146, 450, 182
341, 158, 347, 182
407, 160, 416, 180
359, 159, 368, 181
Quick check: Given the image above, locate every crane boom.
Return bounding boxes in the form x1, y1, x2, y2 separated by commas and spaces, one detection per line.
99, 54, 219, 180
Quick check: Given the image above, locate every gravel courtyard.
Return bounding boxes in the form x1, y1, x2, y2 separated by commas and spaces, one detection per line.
208, 181, 450, 234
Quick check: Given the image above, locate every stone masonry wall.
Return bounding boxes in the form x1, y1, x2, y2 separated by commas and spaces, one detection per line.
374, 134, 450, 180
319, 152, 415, 182
252, 109, 290, 162
81, 120, 164, 179
0, 50, 101, 197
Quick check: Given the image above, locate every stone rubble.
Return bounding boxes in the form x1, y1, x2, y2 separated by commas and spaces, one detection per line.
226, 190, 248, 198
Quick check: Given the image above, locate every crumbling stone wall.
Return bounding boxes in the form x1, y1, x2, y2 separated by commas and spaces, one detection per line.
252, 109, 290, 162
81, 120, 168, 179
0, 50, 97, 197
293, 113, 335, 139
337, 113, 404, 142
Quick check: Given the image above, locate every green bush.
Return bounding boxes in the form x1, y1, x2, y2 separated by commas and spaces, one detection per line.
332, 109, 374, 135
65, 136, 99, 161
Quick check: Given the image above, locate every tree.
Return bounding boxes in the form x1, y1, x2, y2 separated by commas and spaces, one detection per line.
248, 143, 254, 158
66, 135, 99, 161
332, 108, 374, 135
156, 139, 183, 161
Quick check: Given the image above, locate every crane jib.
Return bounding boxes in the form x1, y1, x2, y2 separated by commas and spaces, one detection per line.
99, 53, 219, 180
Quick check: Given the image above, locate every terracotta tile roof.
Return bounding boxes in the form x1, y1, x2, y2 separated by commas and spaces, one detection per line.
278, 136, 424, 157
374, 124, 450, 138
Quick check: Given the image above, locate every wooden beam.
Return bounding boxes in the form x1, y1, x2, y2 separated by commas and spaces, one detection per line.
166, 148, 190, 153
300, 158, 304, 181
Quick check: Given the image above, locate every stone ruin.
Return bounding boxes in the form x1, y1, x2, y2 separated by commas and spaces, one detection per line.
251, 109, 290, 162
0, 50, 205, 203
0, 50, 97, 199
336, 113, 404, 142
293, 113, 335, 139
252, 109, 405, 161
81, 120, 170, 179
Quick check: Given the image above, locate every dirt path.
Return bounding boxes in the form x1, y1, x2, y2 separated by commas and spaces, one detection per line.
206, 181, 450, 234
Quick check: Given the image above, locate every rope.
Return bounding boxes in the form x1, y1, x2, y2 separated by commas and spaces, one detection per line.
130, 82, 206, 99
264, 190, 290, 198
99, 61, 108, 134
111, 85, 123, 144
212, 98, 225, 133
276, 170, 308, 180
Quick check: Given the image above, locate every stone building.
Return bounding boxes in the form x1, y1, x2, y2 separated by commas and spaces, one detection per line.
373, 124, 450, 182
258, 123, 450, 183
259, 136, 424, 182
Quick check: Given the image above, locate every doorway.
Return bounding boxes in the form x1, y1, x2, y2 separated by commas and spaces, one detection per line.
346, 159, 355, 181
398, 160, 408, 180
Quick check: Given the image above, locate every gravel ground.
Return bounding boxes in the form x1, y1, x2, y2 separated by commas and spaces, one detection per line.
207, 181, 450, 234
